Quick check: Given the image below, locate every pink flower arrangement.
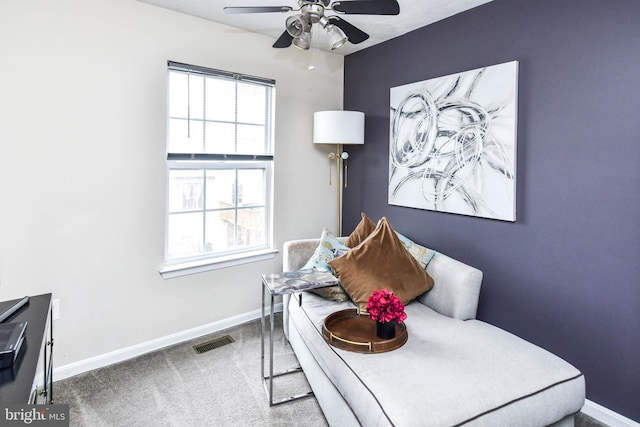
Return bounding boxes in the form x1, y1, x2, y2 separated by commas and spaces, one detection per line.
366, 289, 407, 324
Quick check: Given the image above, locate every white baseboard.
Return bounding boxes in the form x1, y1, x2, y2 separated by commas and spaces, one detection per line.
53, 303, 282, 382
582, 399, 640, 427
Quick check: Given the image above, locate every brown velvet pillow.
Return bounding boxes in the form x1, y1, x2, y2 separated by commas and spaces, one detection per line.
345, 212, 377, 248
329, 217, 435, 311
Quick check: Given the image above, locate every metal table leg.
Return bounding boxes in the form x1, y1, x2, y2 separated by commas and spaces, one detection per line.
260, 280, 313, 406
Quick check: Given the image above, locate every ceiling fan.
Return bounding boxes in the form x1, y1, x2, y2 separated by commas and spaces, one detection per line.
224, 0, 400, 51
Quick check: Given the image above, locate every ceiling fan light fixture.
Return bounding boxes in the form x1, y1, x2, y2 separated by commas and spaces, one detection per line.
292, 31, 311, 50
325, 24, 348, 50
286, 14, 310, 38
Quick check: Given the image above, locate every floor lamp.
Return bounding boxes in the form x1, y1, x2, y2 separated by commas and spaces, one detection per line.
313, 110, 365, 236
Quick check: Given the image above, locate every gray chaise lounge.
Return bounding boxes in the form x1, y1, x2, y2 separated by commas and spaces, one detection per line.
282, 238, 586, 427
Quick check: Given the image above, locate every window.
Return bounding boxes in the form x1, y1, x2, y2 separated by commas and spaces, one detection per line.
163, 61, 275, 275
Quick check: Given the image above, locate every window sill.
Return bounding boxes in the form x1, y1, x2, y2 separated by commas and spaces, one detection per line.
160, 248, 279, 279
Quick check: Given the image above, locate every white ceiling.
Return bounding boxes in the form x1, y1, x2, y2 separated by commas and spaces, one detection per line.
139, 0, 493, 55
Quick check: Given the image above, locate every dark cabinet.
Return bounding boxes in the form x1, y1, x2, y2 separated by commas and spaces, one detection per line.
0, 293, 53, 404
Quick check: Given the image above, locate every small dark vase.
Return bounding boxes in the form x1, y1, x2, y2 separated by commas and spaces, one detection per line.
376, 320, 396, 339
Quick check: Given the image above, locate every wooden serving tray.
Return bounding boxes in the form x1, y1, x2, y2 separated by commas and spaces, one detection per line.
322, 309, 408, 353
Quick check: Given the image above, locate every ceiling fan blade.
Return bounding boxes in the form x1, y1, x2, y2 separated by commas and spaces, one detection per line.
328, 16, 369, 44
223, 6, 293, 14
331, 0, 400, 15
273, 30, 294, 48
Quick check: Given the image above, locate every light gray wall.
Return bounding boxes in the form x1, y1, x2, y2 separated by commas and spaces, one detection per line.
0, 0, 344, 366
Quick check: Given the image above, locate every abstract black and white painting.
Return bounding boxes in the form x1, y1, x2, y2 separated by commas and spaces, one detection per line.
389, 61, 518, 221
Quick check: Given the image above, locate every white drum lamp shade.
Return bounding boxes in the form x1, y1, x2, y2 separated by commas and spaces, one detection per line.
313, 111, 365, 145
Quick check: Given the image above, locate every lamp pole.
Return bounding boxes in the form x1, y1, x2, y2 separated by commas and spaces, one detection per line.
313, 110, 365, 237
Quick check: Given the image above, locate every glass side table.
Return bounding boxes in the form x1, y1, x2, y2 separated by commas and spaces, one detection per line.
261, 269, 340, 406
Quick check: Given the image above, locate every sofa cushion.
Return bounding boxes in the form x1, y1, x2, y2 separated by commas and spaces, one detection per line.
287, 293, 585, 427
345, 212, 376, 248
328, 217, 434, 311
301, 228, 350, 302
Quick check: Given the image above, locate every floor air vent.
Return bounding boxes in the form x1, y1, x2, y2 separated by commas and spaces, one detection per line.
193, 335, 235, 354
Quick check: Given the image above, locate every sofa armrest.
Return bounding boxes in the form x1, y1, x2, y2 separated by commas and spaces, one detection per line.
283, 239, 320, 271
417, 252, 483, 320
282, 238, 330, 339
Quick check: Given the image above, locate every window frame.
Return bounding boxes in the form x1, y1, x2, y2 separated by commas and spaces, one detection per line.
161, 62, 277, 278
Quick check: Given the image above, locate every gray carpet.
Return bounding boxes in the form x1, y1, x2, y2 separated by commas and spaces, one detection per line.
55, 315, 327, 427
55, 314, 608, 427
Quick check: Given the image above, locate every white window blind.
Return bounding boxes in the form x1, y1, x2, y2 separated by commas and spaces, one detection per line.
164, 61, 275, 268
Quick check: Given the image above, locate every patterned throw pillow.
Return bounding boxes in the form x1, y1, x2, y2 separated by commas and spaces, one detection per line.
396, 232, 437, 270
302, 228, 350, 272
301, 228, 351, 302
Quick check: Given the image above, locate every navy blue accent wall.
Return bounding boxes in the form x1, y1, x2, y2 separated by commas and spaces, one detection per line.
342, 0, 640, 420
